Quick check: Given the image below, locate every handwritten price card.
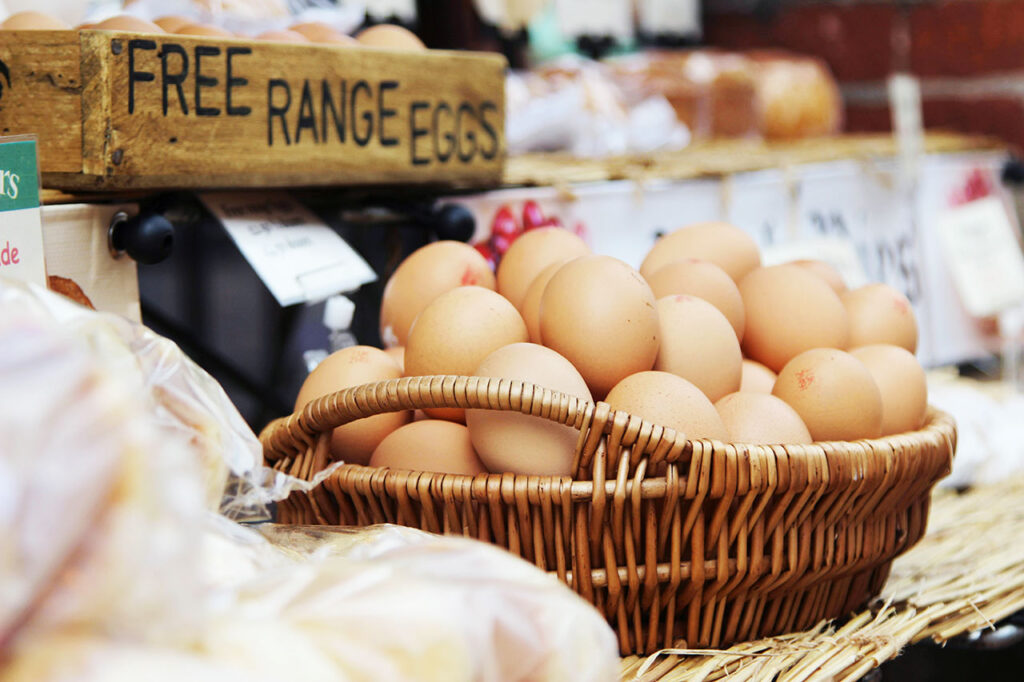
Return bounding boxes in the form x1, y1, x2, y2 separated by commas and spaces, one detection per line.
202, 192, 376, 306
0, 136, 46, 287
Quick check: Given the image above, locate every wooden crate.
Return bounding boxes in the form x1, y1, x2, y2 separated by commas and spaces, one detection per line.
0, 30, 506, 191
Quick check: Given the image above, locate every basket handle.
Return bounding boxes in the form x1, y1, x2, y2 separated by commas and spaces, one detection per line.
262, 374, 595, 458
261, 374, 694, 480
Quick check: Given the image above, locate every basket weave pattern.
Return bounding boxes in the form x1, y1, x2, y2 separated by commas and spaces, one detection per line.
262, 375, 955, 654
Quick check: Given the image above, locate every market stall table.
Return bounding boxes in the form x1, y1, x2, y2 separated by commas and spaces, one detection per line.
619, 476, 1024, 681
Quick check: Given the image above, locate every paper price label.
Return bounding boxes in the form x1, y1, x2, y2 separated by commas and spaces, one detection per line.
725, 170, 789, 249
938, 196, 1024, 317
797, 163, 868, 243
0, 136, 46, 288
762, 236, 869, 290
201, 192, 376, 306
638, 0, 701, 35
554, 0, 634, 40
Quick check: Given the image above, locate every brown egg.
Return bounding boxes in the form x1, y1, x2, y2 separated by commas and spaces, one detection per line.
540, 256, 660, 399
175, 23, 233, 37
715, 392, 812, 445
405, 286, 528, 421
295, 345, 411, 465
605, 371, 728, 441
740, 359, 777, 393
739, 264, 849, 372
380, 241, 496, 348
94, 16, 165, 32
257, 29, 309, 42
370, 420, 485, 475
153, 16, 192, 33
520, 262, 565, 344
647, 259, 745, 340
2, 11, 69, 29
655, 295, 741, 402
383, 346, 405, 373
357, 23, 426, 50
290, 21, 358, 44
466, 343, 592, 476
843, 283, 918, 353
772, 348, 882, 441
851, 345, 927, 435
793, 259, 847, 295
497, 228, 590, 310
640, 221, 762, 282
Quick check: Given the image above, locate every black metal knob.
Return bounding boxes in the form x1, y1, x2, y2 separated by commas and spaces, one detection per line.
1002, 157, 1024, 186
109, 211, 174, 264
430, 203, 476, 243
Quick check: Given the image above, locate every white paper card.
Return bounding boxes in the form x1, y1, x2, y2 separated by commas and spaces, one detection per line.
201, 192, 376, 306
762, 236, 869, 290
0, 208, 46, 287
938, 196, 1024, 317
797, 162, 868, 243
638, 0, 700, 34
0, 137, 46, 288
554, 0, 633, 40
889, 73, 924, 186
725, 170, 790, 249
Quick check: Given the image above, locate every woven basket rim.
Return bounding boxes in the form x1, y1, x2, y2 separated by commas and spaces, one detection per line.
314, 404, 952, 480
261, 374, 955, 485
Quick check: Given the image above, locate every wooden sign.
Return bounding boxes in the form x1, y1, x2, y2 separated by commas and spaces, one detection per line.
0, 30, 507, 191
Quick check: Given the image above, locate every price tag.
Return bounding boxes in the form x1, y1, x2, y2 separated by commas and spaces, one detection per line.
889, 73, 924, 187
201, 192, 376, 307
725, 170, 789, 249
762, 236, 869, 290
937, 196, 1024, 317
638, 0, 701, 35
0, 136, 46, 288
861, 172, 923, 304
554, 0, 634, 41
797, 163, 868, 243
363, 0, 417, 21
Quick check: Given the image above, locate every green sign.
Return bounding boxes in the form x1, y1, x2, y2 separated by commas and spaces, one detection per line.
0, 135, 46, 287
0, 138, 40, 212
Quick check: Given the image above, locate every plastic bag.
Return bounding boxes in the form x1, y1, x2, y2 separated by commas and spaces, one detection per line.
0, 279, 620, 681
0, 285, 207, 649
507, 56, 690, 157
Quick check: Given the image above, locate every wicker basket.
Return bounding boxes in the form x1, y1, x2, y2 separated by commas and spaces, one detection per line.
261, 375, 955, 655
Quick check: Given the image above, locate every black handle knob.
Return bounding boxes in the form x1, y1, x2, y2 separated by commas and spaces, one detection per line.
429, 203, 476, 243
1002, 157, 1024, 186
110, 212, 174, 264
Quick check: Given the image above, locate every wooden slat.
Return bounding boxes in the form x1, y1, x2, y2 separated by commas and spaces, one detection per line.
504, 133, 1006, 187
1, 30, 507, 191
0, 30, 83, 174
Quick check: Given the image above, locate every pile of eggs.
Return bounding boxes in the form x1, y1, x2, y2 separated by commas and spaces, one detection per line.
0, 10, 426, 48
297, 221, 928, 478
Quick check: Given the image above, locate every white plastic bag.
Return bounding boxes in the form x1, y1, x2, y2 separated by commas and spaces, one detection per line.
0, 279, 620, 682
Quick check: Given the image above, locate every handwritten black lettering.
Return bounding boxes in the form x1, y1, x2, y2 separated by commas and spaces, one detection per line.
194, 46, 220, 116
479, 100, 499, 160
128, 39, 156, 115
432, 101, 453, 163
159, 43, 188, 116
321, 79, 346, 143
226, 47, 252, 116
409, 101, 430, 166
267, 79, 291, 146
295, 80, 318, 144
351, 80, 372, 146
378, 80, 399, 147
456, 102, 477, 162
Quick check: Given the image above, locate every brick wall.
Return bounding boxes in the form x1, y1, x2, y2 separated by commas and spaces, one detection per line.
704, 0, 1024, 150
